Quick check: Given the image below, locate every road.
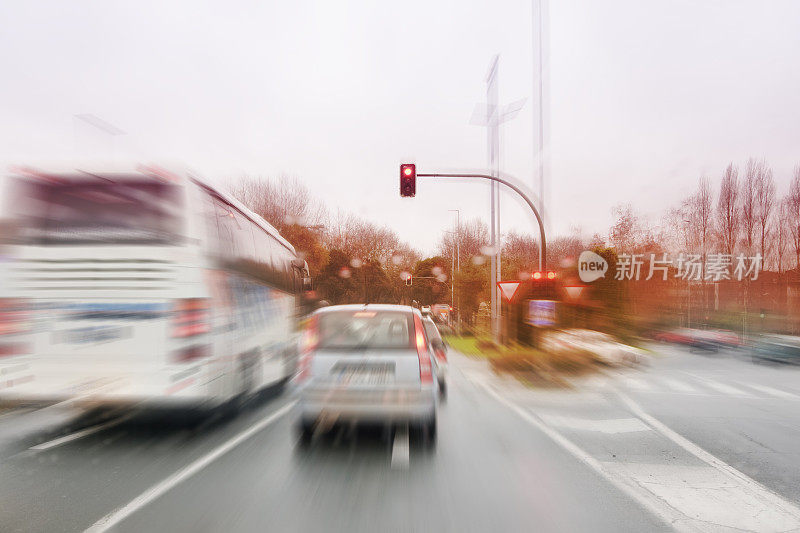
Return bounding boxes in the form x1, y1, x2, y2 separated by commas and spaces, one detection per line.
1, 344, 800, 532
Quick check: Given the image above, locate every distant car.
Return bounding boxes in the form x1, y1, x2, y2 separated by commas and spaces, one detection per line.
708, 329, 741, 348
751, 334, 800, 365
687, 329, 720, 353
653, 328, 694, 345
295, 304, 438, 445
563, 329, 645, 366
422, 317, 448, 397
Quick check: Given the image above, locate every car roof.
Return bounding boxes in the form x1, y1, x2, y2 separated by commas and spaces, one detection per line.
314, 304, 417, 315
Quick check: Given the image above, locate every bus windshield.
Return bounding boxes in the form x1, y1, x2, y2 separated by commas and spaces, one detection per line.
13, 180, 183, 245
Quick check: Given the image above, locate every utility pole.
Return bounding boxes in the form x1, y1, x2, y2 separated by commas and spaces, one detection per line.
486, 56, 501, 342
532, 0, 549, 233
472, 57, 526, 342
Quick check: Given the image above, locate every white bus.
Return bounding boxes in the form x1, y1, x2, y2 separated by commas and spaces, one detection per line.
0, 165, 309, 414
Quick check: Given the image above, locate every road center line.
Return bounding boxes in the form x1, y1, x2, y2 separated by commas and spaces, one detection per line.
391, 426, 410, 469
84, 400, 297, 533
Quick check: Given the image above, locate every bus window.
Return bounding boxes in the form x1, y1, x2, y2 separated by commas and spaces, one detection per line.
14, 179, 183, 245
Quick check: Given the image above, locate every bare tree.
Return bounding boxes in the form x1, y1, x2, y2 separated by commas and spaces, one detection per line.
231, 175, 327, 232
788, 165, 800, 270
776, 197, 790, 274
754, 159, 775, 266
500, 230, 539, 279
438, 217, 489, 263
609, 204, 639, 252
716, 163, 739, 256
741, 158, 759, 255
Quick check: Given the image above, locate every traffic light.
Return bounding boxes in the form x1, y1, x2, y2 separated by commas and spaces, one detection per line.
406, 274, 413, 286
400, 164, 416, 197
532, 271, 556, 281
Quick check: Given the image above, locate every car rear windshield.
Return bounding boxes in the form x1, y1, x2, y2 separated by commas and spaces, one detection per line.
422, 320, 442, 342
317, 310, 414, 350
10, 179, 183, 245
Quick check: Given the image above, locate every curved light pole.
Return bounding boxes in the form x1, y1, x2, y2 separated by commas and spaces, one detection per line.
418, 171, 546, 272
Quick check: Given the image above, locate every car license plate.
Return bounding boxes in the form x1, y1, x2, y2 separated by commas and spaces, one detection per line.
338, 368, 390, 386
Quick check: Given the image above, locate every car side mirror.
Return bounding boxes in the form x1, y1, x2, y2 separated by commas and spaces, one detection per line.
431, 339, 446, 352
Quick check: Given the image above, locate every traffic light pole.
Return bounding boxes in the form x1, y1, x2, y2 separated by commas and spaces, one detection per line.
416, 172, 546, 272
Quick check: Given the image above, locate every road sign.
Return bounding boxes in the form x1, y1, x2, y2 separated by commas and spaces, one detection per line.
526, 299, 556, 327
497, 281, 521, 302
563, 285, 585, 300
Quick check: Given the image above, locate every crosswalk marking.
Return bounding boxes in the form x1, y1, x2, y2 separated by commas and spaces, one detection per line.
694, 378, 753, 397
623, 377, 651, 391
661, 378, 695, 393
612, 373, 799, 401
738, 382, 800, 400
540, 414, 651, 434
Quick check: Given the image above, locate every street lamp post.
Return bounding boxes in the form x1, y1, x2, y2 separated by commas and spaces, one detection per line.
448, 209, 461, 332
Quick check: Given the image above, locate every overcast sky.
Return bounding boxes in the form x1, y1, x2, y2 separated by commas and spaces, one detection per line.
2, 0, 799, 255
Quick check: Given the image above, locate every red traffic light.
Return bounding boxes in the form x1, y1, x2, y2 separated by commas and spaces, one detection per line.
532, 271, 556, 281
400, 164, 416, 197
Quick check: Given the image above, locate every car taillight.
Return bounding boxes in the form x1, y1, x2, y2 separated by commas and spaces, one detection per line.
0, 299, 30, 336
413, 314, 433, 385
172, 298, 211, 338
296, 316, 319, 383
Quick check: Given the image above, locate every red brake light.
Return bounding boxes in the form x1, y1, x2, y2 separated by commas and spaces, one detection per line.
532, 272, 542, 280
172, 299, 211, 338
297, 315, 319, 383
547, 271, 556, 280
413, 314, 433, 384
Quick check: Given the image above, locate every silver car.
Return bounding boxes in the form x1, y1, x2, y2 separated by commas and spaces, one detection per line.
295, 304, 438, 443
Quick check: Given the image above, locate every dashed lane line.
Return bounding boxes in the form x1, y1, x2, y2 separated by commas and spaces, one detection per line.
390, 426, 410, 470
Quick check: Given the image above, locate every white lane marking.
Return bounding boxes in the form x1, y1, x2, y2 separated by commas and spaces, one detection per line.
622, 377, 651, 391
617, 391, 800, 526
30, 414, 132, 451
85, 400, 296, 533
539, 415, 651, 434
391, 427, 410, 470
699, 379, 752, 397
474, 379, 687, 531
474, 373, 800, 531
602, 462, 800, 532
661, 378, 695, 393
737, 382, 800, 400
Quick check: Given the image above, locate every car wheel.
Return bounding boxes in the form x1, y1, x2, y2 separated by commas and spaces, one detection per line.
426, 416, 437, 447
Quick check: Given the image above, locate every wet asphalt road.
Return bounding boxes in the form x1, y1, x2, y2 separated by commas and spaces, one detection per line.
1, 344, 799, 532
